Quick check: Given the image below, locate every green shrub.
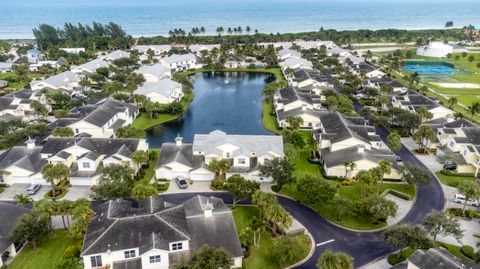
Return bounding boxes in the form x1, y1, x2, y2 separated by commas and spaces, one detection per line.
381, 189, 411, 200
210, 180, 224, 190
460, 245, 475, 259
64, 245, 80, 258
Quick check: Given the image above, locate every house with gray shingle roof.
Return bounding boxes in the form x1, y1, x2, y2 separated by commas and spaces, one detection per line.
71, 58, 109, 75
391, 91, 453, 121
0, 136, 148, 186
390, 248, 475, 269
277, 48, 302, 61
134, 79, 183, 104
0, 201, 30, 267
50, 99, 138, 138
315, 112, 400, 179
81, 195, 243, 269
279, 56, 313, 72
156, 130, 284, 181
0, 89, 51, 121
100, 50, 130, 62
134, 45, 171, 56
30, 71, 81, 93
290, 68, 333, 95
0, 62, 13, 73
134, 64, 171, 83
189, 44, 220, 56
160, 54, 197, 72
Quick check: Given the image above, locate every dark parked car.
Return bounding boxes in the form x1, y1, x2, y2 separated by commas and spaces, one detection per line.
26, 184, 41, 195
395, 155, 402, 162
174, 176, 188, 189
443, 161, 457, 171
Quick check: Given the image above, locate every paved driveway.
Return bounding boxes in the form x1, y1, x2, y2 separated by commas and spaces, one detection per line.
401, 137, 443, 172
0, 184, 48, 201
61, 186, 92, 201
164, 181, 219, 194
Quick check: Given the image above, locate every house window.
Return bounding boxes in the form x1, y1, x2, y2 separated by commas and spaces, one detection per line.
82, 162, 90, 169
226, 152, 231, 158
75, 128, 79, 134
172, 242, 183, 251
449, 141, 455, 147
90, 255, 102, 267
149, 255, 161, 263
124, 249, 136, 259
238, 158, 246, 164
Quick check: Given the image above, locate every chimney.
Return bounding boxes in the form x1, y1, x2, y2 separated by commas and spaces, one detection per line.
203, 199, 213, 218
26, 137, 36, 150
175, 134, 183, 147
357, 146, 365, 153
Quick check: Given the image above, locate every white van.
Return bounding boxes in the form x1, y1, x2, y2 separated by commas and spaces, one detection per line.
453, 194, 479, 207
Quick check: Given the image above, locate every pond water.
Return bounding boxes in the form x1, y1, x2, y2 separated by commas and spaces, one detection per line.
146, 72, 275, 148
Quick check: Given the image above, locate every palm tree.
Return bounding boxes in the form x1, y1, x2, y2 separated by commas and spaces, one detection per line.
342, 161, 356, 179
416, 106, 433, 122
14, 194, 33, 207
130, 150, 149, 172
467, 102, 480, 117
356, 170, 375, 199
457, 181, 480, 216
448, 97, 458, 108
79, 77, 92, 92
41, 163, 70, 198
317, 251, 353, 269
208, 159, 231, 181
285, 116, 303, 130
412, 125, 435, 153
378, 160, 392, 191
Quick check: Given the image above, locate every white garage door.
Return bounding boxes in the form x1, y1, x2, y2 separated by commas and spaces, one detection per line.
191, 173, 212, 181
70, 178, 92, 186
10, 176, 31, 184
172, 172, 190, 179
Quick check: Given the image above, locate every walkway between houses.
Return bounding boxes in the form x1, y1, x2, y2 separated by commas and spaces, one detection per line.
385, 194, 413, 225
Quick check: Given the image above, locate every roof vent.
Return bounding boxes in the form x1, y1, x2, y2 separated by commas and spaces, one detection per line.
175, 134, 183, 147
203, 199, 214, 218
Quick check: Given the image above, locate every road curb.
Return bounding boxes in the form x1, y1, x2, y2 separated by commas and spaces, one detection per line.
284, 229, 316, 269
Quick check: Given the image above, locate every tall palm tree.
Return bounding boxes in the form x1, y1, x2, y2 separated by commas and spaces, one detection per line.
356, 170, 375, 199
378, 160, 392, 191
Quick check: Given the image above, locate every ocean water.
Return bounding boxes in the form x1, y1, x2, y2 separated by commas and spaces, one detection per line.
0, 0, 479, 39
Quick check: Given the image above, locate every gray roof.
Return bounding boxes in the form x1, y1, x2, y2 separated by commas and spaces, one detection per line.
102, 50, 130, 61
0, 62, 13, 70
134, 64, 170, 78
363, 76, 405, 88
319, 112, 379, 144
157, 143, 194, 168
82, 196, 242, 259
0, 146, 46, 173
277, 86, 319, 106
80, 99, 138, 127
193, 130, 284, 158
292, 69, 329, 84
277, 107, 327, 121
277, 48, 301, 58
161, 54, 196, 64
407, 248, 477, 269
395, 91, 440, 110
453, 127, 480, 145
76, 59, 108, 72
0, 202, 30, 251
321, 145, 396, 167
282, 57, 313, 69
134, 79, 181, 97
30, 71, 80, 89
350, 62, 376, 73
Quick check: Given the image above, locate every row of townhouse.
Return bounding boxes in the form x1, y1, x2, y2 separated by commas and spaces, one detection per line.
49, 99, 138, 138
0, 89, 51, 122
0, 136, 148, 186
275, 42, 402, 179
156, 130, 284, 182
390, 90, 454, 121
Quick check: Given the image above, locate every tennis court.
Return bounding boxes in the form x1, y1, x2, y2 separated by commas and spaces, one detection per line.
403, 62, 458, 75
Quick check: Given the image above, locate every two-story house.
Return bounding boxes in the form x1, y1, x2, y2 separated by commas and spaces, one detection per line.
0, 137, 148, 186
0, 202, 30, 267
349, 62, 384, 78
134, 79, 184, 104
134, 45, 172, 58
81, 195, 243, 269
277, 48, 302, 61
189, 44, 220, 56
71, 59, 109, 75
0, 90, 51, 121
156, 130, 284, 181
30, 71, 82, 93
315, 112, 400, 179
159, 54, 197, 72
49, 99, 139, 138
362, 76, 407, 93
279, 56, 313, 72
134, 64, 171, 83
391, 91, 454, 121
289, 68, 333, 96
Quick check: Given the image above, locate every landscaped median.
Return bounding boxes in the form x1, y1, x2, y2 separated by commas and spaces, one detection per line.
435, 171, 477, 188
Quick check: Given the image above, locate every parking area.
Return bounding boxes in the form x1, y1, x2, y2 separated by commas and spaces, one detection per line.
163, 180, 217, 194
0, 184, 48, 201
61, 186, 92, 201
400, 138, 443, 172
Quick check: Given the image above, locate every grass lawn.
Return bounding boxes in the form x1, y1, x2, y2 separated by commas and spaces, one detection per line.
387, 247, 416, 265
435, 171, 477, 188
130, 112, 178, 130
232, 206, 311, 269
262, 100, 283, 135
292, 149, 321, 179
388, 242, 475, 265
136, 148, 160, 185
8, 230, 75, 269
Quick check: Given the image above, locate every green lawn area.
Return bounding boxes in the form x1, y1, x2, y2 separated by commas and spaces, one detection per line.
435, 171, 477, 188
292, 149, 321, 179
387, 247, 416, 265
130, 112, 178, 130
232, 206, 311, 269
388, 241, 476, 265
136, 148, 160, 185
8, 230, 75, 269
262, 100, 283, 135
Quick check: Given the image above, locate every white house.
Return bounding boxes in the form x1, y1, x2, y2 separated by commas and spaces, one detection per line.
277, 48, 302, 61
156, 130, 284, 181
51, 99, 139, 138
279, 56, 313, 71
0, 202, 30, 267
30, 71, 82, 93
0, 137, 148, 186
362, 77, 407, 93
81, 195, 243, 269
438, 125, 480, 175
134, 45, 172, 56
294, 40, 336, 49
274, 86, 321, 113
416, 42, 453, 58
0, 89, 51, 121
289, 69, 333, 95
189, 44, 220, 55
134, 64, 171, 82
60, 48, 86, 54
71, 59, 109, 75
29, 60, 58, 72
391, 91, 454, 121
100, 50, 130, 62
316, 112, 401, 179
134, 79, 184, 104
160, 54, 197, 72
26, 49, 43, 63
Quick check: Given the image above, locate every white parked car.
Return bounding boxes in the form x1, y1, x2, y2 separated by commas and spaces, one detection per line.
453, 194, 479, 207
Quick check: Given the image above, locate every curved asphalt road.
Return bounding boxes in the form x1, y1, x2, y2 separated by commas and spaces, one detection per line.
159, 125, 446, 268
